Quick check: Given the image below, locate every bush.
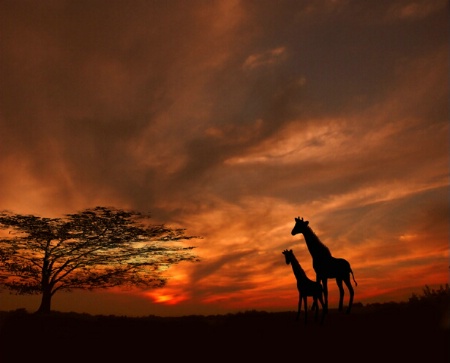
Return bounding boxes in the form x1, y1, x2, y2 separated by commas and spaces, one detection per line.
408, 284, 449, 306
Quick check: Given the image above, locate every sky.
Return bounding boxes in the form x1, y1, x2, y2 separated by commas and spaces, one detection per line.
0, 0, 448, 317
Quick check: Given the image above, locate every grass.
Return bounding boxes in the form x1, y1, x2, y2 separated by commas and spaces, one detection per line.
0, 285, 448, 362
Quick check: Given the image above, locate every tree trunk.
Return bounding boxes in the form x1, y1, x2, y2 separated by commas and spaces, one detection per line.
36, 287, 52, 314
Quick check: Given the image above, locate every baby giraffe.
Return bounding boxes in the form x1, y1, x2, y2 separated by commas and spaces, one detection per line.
282, 249, 326, 324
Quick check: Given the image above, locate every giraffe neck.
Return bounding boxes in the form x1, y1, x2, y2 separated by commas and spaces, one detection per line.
302, 226, 332, 259
289, 255, 307, 281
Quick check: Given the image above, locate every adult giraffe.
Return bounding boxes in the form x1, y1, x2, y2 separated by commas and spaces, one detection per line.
291, 217, 357, 314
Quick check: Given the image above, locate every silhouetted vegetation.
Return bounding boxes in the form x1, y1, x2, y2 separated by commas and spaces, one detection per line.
408, 284, 449, 306
0, 206, 200, 314
0, 285, 448, 362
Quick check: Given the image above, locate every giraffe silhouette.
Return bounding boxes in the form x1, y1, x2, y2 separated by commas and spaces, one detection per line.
282, 249, 326, 324
291, 217, 357, 314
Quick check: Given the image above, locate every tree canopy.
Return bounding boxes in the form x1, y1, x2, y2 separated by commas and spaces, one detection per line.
0, 206, 200, 313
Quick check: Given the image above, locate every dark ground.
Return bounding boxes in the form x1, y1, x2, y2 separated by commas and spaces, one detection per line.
0, 302, 448, 362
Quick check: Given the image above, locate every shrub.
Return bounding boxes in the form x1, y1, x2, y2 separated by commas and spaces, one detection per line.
408, 284, 449, 307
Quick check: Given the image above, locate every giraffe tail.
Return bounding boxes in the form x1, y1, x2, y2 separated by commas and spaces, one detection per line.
350, 269, 358, 287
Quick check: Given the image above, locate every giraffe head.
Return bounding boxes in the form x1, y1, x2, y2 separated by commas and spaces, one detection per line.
282, 249, 294, 265
291, 217, 309, 236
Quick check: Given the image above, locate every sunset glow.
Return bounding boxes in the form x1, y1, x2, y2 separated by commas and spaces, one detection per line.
0, 0, 448, 317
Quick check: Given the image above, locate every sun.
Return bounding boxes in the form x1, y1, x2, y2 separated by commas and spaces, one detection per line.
153, 294, 173, 303
145, 290, 188, 305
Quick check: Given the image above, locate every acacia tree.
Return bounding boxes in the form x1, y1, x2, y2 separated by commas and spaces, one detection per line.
0, 206, 200, 313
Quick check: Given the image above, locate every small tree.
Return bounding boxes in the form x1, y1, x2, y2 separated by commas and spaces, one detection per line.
0, 206, 200, 313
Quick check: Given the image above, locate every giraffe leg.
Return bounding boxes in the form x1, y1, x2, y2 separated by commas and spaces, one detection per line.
322, 279, 329, 312
311, 299, 318, 311
311, 276, 320, 312
303, 297, 308, 324
318, 295, 326, 325
336, 279, 345, 311
344, 277, 355, 314
296, 293, 301, 321
313, 297, 319, 321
